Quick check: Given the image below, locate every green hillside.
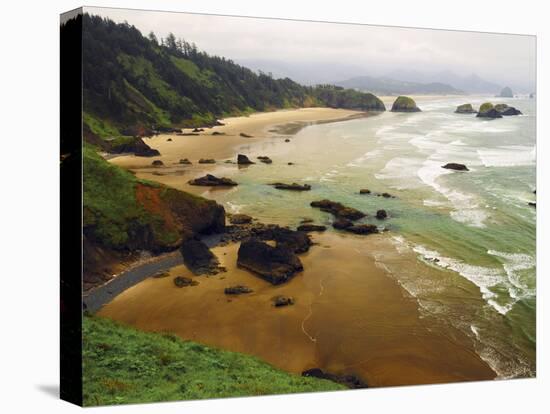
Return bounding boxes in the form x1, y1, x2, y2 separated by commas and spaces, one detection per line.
80, 13, 385, 135
83, 316, 344, 405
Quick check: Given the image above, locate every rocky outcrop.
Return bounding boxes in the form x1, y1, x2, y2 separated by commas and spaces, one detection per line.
109, 136, 161, 157
273, 295, 294, 307
270, 182, 311, 191
237, 239, 303, 285
391, 96, 421, 112
257, 156, 273, 164
297, 224, 327, 232
237, 154, 255, 165
332, 218, 353, 230
455, 103, 477, 114
477, 103, 503, 119
152, 160, 164, 166
224, 285, 253, 295
229, 214, 253, 225
499, 86, 514, 98
188, 174, 238, 186
442, 163, 469, 171
302, 368, 368, 389
198, 158, 216, 164
180, 238, 224, 275
310, 200, 366, 220
179, 158, 192, 164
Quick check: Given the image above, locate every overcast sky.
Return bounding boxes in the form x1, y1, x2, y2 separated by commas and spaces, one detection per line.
87, 6, 536, 91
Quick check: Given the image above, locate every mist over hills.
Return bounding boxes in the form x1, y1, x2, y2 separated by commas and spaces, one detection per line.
334, 76, 463, 95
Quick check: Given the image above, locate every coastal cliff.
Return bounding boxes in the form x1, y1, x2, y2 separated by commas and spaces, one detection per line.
83, 146, 225, 289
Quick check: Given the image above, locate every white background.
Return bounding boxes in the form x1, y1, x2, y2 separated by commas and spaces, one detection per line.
0, 0, 547, 412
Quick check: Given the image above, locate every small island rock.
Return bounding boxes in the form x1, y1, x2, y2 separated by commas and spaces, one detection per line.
391, 96, 421, 112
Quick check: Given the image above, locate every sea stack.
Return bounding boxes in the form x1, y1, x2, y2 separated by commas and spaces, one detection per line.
499, 86, 514, 98
391, 96, 421, 112
476, 102, 502, 119
455, 103, 477, 114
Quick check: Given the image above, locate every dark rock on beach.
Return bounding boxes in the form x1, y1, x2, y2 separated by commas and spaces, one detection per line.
224, 285, 253, 295
442, 163, 469, 171
240, 132, 253, 138
359, 189, 371, 194
376, 209, 388, 220
273, 295, 295, 307
285, 138, 290, 142
311, 199, 366, 220
237, 154, 255, 165
391, 96, 421, 112
179, 158, 192, 164
297, 224, 327, 232
528, 202, 536, 208
211, 131, 225, 136
198, 158, 216, 164
188, 174, 238, 186
345, 224, 379, 235
180, 238, 223, 275
332, 218, 353, 230
257, 156, 273, 164
237, 239, 303, 285
271, 182, 311, 191
152, 160, 164, 166
173, 276, 198, 288
167, 138, 172, 142
302, 368, 368, 389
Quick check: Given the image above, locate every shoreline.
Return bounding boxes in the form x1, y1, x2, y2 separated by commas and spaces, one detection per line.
94, 103, 499, 385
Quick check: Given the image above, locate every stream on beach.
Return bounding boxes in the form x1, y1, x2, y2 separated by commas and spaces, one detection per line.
100, 96, 536, 385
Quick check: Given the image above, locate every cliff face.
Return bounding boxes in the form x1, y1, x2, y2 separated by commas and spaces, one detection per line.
83, 146, 225, 288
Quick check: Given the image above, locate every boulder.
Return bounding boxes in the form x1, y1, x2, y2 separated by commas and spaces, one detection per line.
391, 96, 421, 112
180, 238, 222, 275
271, 182, 311, 191
302, 368, 368, 389
332, 218, 353, 230
499, 86, 514, 98
311, 199, 366, 220
237, 154, 255, 165
173, 276, 198, 287
376, 209, 388, 220
378, 192, 394, 198
211, 131, 225, 136
359, 189, 371, 194
257, 156, 273, 164
188, 174, 238, 186
496, 104, 522, 116
273, 295, 295, 307
259, 226, 312, 253
442, 163, 469, 171
179, 158, 192, 164
198, 158, 216, 164
224, 285, 253, 295
109, 137, 160, 157
152, 160, 164, 166
285, 139, 290, 142
345, 224, 378, 235
167, 138, 172, 142
528, 202, 536, 208
455, 103, 477, 114
297, 224, 327, 232
237, 239, 303, 285
229, 214, 253, 225
239, 132, 253, 138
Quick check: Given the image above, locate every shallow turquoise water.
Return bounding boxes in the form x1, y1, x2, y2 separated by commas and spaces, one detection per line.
205, 96, 536, 378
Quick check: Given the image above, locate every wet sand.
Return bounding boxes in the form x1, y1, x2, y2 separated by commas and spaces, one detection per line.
98, 232, 495, 387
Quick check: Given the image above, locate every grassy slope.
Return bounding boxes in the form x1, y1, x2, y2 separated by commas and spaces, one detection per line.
83, 316, 344, 406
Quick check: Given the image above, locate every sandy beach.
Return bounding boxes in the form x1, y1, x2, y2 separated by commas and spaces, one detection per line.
98, 105, 499, 386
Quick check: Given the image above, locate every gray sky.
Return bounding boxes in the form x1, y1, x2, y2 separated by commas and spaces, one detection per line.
87, 6, 536, 92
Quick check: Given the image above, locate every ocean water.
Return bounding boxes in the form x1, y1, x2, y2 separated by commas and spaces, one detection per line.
205, 96, 536, 378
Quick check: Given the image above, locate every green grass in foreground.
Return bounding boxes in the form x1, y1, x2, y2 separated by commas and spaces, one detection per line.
83, 316, 344, 406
